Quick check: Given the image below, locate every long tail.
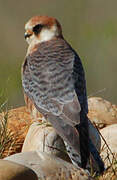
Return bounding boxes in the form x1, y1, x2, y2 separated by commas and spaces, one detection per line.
75, 112, 105, 174
75, 121, 90, 169
89, 137, 105, 173
47, 113, 105, 174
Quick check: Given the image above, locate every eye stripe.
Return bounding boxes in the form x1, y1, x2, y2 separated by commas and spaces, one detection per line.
33, 24, 44, 35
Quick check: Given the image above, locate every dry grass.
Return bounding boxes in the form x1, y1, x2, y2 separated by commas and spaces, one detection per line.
97, 146, 117, 180
0, 103, 31, 158
0, 102, 16, 158
95, 156, 117, 180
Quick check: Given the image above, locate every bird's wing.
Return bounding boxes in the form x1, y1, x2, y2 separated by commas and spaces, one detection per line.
22, 38, 85, 126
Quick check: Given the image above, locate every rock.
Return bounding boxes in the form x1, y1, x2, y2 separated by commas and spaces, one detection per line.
22, 122, 71, 162
100, 124, 117, 168
5, 151, 93, 180
22, 120, 101, 172
88, 97, 117, 128
0, 159, 37, 180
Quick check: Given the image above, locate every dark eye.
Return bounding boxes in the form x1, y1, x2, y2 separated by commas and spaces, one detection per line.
33, 24, 44, 35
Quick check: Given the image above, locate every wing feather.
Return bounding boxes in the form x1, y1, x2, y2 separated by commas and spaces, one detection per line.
22, 38, 86, 125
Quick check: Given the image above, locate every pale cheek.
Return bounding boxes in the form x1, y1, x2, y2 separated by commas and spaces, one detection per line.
39, 29, 56, 42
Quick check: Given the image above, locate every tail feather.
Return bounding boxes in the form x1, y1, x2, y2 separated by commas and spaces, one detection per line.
75, 121, 90, 169
76, 115, 105, 174
89, 138, 105, 173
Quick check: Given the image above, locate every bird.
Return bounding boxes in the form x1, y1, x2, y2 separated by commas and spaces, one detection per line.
22, 15, 104, 173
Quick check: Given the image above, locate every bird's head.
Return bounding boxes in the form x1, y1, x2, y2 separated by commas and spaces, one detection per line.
25, 16, 63, 45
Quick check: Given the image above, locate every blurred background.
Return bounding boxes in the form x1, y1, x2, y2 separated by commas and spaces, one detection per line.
0, 0, 117, 109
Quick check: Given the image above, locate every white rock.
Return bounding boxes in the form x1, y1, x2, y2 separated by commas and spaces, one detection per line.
5, 151, 93, 180
22, 122, 70, 162
0, 159, 37, 180
100, 124, 117, 168
22, 120, 101, 172
88, 97, 117, 128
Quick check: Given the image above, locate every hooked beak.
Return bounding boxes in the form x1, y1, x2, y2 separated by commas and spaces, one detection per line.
24, 33, 32, 39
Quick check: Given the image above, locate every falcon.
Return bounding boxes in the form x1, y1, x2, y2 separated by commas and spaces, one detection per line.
22, 15, 104, 173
